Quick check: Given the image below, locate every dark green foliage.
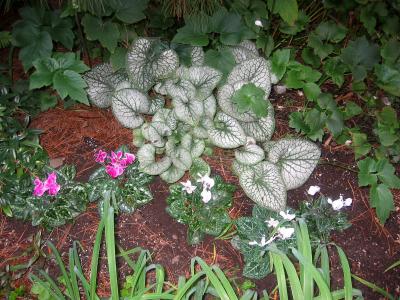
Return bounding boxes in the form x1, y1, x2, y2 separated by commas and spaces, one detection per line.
232, 83, 268, 117
166, 175, 235, 245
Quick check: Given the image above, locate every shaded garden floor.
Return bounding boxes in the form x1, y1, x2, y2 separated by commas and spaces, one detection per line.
1, 92, 399, 299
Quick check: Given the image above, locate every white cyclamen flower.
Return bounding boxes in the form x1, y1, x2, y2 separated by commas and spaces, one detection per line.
307, 185, 320, 196
328, 195, 352, 210
344, 198, 352, 206
197, 174, 215, 190
279, 211, 296, 221
266, 217, 279, 228
180, 180, 196, 194
254, 19, 263, 27
278, 227, 295, 240
201, 188, 212, 203
249, 235, 275, 247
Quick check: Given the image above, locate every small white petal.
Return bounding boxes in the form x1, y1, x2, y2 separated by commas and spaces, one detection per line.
255, 20, 263, 27
181, 180, 197, 194
331, 199, 344, 210
197, 174, 215, 190
279, 211, 296, 221
327, 198, 333, 204
249, 241, 258, 245
307, 185, 320, 196
201, 189, 212, 203
344, 198, 352, 206
266, 218, 279, 228
345, 140, 352, 146
278, 227, 295, 240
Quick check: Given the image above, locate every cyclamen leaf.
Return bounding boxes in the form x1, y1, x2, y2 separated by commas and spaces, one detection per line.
189, 158, 211, 180
267, 138, 320, 190
239, 161, 286, 211
112, 88, 150, 128
53, 70, 89, 104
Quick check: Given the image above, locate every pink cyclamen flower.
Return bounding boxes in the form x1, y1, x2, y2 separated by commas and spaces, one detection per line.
45, 172, 61, 196
106, 163, 125, 178
122, 152, 135, 165
94, 149, 108, 163
33, 178, 47, 197
110, 151, 123, 165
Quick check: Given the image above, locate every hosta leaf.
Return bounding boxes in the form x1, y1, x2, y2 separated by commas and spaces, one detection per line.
112, 88, 150, 128
170, 147, 192, 170
229, 40, 259, 63
267, 138, 320, 190
137, 144, 171, 175
160, 165, 186, 183
208, 112, 246, 149
239, 106, 275, 142
189, 157, 211, 180
218, 83, 258, 122
84, 63, 126, 108
180, 66, 222, 101
239, 161, 286, 211
227, 57, 272, 97
235, 144, 265, 165
127, 38, 179, 91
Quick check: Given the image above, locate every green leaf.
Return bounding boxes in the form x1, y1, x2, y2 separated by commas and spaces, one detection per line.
374, 64, 400, 97
279, 10, 309, 35
204, 48, 236, 79
111, 0, 149, 24
375, 159, 400, 189
308, 33, 333, 59
49, 14, 74, 49
39, 92, 57, 111
315, 21, 347, 43
343, 101, 362, 120
231, 83, 267, 117
29, 58, 58, 89
303, 82, 321, 100
289, 111, 309, 133
172, 14, 210, 46
274, 0, 298, 25
357, 157, 377, 187
82, 14, 120, 52
351, 132, 371, 159
256, 33, 274, 57
323, 57, 346, 87
340, 36, 379, 82
53, 70, 89, 105
18, 31, 52, 71
381, 39, 400, 65
271, 49, 291, 81
370, 184, 394, 224
301, 47, 321, 68
110, 47, 128, 71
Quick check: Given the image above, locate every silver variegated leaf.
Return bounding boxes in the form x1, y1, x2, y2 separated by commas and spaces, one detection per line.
137, 144, 172, 175
160, 165, 186, 183
127, 38, 179, 91
189, 157, 211, 180
234, 144, 265, 165
181, 134, 205, 158
267, 139, 321, 190
173, 98, 204, 126
112, 88, 150, 128
227, 57, 272, 98
231, 160, 251, 177
141, 122, 166, 148
229, 40, 259, 64
191, 46, 205, 66
192, 125, 209, 139
170, 147, 192, 170
166, 79, 196, 103
204, 95, 217, 119
208, 112, 246, 149
180, 66, 222, 101
152, 108, 178, 131
239, 161, 286, 211
217, 82, 258, 122
240, 105, 275, 142
148, 97, 165, 115
84, 63, 126, 108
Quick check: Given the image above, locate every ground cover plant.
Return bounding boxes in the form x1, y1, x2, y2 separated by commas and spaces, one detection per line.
0, 0, 399, 299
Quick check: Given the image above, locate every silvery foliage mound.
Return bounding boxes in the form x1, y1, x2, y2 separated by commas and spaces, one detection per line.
84, 38, 320, 211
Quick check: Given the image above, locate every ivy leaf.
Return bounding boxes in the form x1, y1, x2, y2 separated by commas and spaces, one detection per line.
340, 36, 379, 82
110, 0, 149, 24
232, 83, 267, 117
271, 49, 291, 81
204, 48, 236, 79
53, 70, 89, 105
370, 184, 394, 224
82, 14, 120, 52
323, 57, 347, 87
273, 0, 298, 25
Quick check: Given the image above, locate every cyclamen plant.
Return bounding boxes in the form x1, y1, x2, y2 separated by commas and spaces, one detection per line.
33, 172, 61, 197
88, 146, 153, 214
84, 37, 321, 212
166, 174, 235, 245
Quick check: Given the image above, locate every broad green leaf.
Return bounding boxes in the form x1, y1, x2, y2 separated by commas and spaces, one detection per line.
301, 47, 321, 68
18, 31, 52, 71
53, 70, 89, 104
381, 39, 400, 65
370, 184, 394, 224
204, 48, 236, 79
374, 64, 400, 97
279, 10, 309, 35
315, 21, 347, 43
375, 159, 400, 189
271, 49, 291, 81
357, 157, 377, 187
343, 101, 362, 120
303, 82, 321, 101
172, 14, 210, 46
231, 83, 267, 117
308, 33, 333, 59
29, 58, 58, 89
49, 15, 74, 49
39, 92, 57, 111
110, 0, 149, 24
274, 0, 298, 25
82, 14, 120, 52
110, 47, 128, 71
323, 57, 347, 87
351, 132, 371, 159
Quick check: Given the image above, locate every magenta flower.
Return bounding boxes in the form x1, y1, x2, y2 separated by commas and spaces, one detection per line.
106, 163, 125, 178
94, 149, 108, 163
110, 151, 123, 165
123, 152, 135, 165
33, 172, 61, 197
33, 178, 47, 197
45, 172, 61, 196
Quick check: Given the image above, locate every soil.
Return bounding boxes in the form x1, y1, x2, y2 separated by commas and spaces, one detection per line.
1, 89, 399, 299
